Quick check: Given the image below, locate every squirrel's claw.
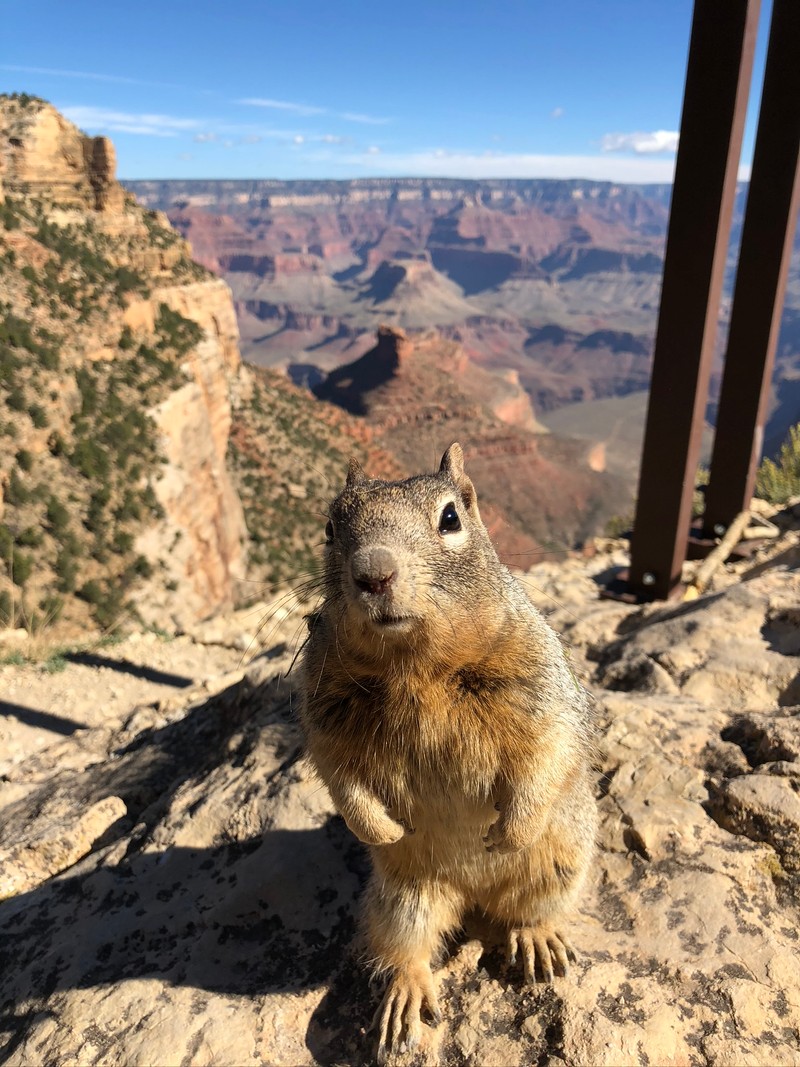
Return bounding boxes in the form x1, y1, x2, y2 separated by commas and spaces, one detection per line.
375, 964, 440, 1063
507, 925, 575, 985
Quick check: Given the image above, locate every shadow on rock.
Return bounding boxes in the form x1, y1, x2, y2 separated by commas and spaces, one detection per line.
1, 818, 368, 1011
0, 662, 371, 1064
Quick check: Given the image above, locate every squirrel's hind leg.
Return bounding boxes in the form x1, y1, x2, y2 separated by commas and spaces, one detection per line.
480, 847, 588, 986
365, 873, 464, 1063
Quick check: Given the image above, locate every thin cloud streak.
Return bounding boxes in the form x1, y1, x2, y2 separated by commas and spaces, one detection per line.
239, 97, 388, 125
339, 111, 390, 126
239, 97, 326, 117
1, 63, 186, 92
62, 105, 203, 137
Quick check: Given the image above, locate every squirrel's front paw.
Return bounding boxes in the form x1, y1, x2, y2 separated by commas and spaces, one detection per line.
346, 809, 407, 847
483, 816, 537, 854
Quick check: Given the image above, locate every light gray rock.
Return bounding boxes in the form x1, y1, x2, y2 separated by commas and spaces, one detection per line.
0, 794, 126, 898
2, 560, 800, 1065
708, 772, 800, 872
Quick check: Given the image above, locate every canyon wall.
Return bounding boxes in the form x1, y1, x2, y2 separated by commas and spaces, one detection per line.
0, 96, 248, 632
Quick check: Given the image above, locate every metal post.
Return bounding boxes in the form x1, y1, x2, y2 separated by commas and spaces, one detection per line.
628, 0, 760, 601
703, 0, 800, 537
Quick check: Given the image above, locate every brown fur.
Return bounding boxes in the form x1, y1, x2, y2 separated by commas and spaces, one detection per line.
300, 443, 597, 1061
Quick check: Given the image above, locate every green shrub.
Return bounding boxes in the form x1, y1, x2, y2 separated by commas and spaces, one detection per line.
0, 201, 21, 231
692, 465, 709, 518
48, 431, 66, 456
16, 526, 42, 547
28, 403, 48, 428
46, 496, 70, 534
113, 266, 148, 301
114, 490, 142, 522
78, 579, 124, 629
70, 437, 110, 481
111, 529, 134, 554
155, 303, 203, 355
756, 424, 800, 505
122, 556, 154, 584
10, 551, 33, 586
85, 491, 108, 534
39, 594, 64, 625
7, 386, 26, 411
5, 468, 29, 505
77, 579, 104, 605
0, 589, 14, 625
75, 367, 98, 416
55, 548, 78, 592
15, 449, 33, 472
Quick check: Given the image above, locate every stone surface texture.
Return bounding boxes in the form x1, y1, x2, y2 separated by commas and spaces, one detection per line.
1, 534, 799, 1066
135, 283, 248, 630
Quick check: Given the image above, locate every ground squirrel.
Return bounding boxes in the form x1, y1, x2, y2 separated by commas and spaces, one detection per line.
300, 443, 597, 1061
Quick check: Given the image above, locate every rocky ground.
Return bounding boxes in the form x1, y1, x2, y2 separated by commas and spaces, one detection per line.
1, 512, 799, 1066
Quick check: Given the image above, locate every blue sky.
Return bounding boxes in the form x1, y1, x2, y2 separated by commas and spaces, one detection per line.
2, 0, 772, 182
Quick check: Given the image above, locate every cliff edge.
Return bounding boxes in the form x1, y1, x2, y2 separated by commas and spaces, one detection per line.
0, 94, 246, 634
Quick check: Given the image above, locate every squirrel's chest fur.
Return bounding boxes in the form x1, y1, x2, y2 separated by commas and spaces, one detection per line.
306, 655, 543, 807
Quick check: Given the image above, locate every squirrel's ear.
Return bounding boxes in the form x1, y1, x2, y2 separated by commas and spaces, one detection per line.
345, 457, 368, 488
440, 442, 480, 517
439, 442, 465, 480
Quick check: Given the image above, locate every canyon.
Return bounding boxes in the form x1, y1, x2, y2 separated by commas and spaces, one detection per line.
128, 176, 800, 467
3, 100, 798, 641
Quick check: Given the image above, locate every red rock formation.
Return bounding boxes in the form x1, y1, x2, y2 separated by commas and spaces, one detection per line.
315, 328, 630, 555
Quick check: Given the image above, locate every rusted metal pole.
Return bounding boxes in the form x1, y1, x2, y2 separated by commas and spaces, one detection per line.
628, 0, 760, 601
702, 0, 800, 538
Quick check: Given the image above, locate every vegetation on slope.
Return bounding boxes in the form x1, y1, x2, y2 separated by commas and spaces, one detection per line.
227, 367, 401, 593
756, 423, 800, 505
0, 180, 209, 635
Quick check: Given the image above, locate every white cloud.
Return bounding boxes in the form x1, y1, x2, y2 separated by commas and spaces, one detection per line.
62, 105, 202, 137
193, 132, 217, 143
601, 130, 679, 155
340, 147, 680, 182
238, 97, 325, 116
320, 133, 345, 144
551, 107, 564, 119
367, 145, 381, 155
238, 97, 388, 125
339, 111, 389, 126
293, 134, 305, 145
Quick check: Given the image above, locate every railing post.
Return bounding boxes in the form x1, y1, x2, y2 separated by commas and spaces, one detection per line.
628, 0, 760, 601
702, 0, 800, 537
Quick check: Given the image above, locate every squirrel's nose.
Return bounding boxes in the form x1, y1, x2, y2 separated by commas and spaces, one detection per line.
352, 547, 398, 596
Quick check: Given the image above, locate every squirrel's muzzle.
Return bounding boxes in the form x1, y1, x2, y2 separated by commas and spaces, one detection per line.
351, 546, 399, 597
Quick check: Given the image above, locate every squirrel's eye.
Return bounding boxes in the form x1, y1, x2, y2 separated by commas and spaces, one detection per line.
438, 502, 461, 534
325, 519, 334, 543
